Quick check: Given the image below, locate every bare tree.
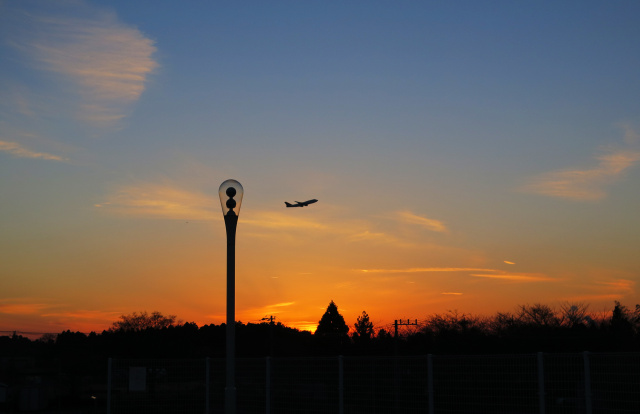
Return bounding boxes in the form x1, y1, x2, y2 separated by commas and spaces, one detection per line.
110, 311, 177, 332
517, 303, 560, 327
560, 302, 590, 328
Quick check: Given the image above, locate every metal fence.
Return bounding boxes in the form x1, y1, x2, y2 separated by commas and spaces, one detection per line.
107, 352, 640, 414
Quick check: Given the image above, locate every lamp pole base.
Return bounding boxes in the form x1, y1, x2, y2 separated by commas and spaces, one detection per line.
225, 386, 236, 414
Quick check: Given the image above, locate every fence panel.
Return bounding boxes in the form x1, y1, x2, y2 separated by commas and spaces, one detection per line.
237, 357, 268, 414
270, 357, 340, 414
343, 356, 429, 414
543, 353, 586, 414
590, 353, 640, 414
107, 353, 640, 414
109, 358, 207, 414
431, 354, 539, 414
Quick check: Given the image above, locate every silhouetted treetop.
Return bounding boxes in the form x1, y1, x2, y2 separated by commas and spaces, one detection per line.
110, 311, 177, 332
315, 300, 349, 337
353, 311, 374, 343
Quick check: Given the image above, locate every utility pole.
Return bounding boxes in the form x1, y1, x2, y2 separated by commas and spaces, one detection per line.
261, 315, 276, 356
394, 319, 418, 355
393, 319, 418, 414
261, 315, 276, 324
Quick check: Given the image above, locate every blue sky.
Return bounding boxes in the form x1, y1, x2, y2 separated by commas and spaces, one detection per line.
1, 1, 639, 334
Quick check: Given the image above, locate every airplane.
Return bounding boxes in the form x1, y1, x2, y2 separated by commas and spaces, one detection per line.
285, 199, 318, 208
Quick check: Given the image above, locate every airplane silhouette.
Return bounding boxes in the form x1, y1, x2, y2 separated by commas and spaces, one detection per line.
285, 199, 318, 208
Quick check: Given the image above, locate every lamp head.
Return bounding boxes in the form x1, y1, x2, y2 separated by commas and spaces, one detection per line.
219, 179, 243, 217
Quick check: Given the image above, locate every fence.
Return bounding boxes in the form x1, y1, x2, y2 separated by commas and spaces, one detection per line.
107, 352, 640, 414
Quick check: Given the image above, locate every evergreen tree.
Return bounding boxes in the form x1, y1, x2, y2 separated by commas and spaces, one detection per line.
315, 300, 349, 337
353, 311, 374, 343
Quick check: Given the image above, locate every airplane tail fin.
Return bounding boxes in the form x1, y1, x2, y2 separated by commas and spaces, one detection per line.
285, 202, 293, 207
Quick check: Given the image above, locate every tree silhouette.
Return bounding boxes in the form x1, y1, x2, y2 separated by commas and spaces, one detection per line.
352, 311, 374, 343
315, 301, 349, 354
315, 300, 349, 337
110, 311, 177, 332
517, 303, 559, 327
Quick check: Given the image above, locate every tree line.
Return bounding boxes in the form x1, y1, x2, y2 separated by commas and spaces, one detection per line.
1, 301, 639, 361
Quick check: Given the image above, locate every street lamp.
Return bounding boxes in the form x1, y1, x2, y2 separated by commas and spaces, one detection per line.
219, 179, 243, 414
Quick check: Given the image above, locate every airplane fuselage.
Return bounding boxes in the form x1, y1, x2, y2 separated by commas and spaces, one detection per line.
285, 199, 318, 207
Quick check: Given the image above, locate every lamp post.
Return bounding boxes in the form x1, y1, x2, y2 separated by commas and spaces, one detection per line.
219, 179, 243, 414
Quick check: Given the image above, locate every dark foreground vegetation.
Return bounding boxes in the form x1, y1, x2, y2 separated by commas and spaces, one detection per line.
2, 301, 639, 359
1, 301, 639, 412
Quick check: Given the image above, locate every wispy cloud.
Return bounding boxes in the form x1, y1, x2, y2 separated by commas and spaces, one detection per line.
470, 273, 554, 282
359, 268, 496, 273
0, 301, 50, 315
348, 230, 398, 243
356, 268, 554, 283
7, 1, 157, 126
98, 181, 420, 248
522, 148, 640, 201
243, 212, 327, 230
617, 122, 640, 145
97, 182, 216, 220
0, 140, 65, 161
395, 211, 448, 233
253, 302, 296, 316
565, 278, 635, 303
594, 278, 634, 292
441, 292, 463, 295
41, 309, 122, 322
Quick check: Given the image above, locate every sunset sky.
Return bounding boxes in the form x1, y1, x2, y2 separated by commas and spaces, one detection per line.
1, 1, 639, 336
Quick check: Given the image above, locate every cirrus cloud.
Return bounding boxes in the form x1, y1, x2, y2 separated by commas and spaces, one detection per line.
97, 182, 216, 220
0, 140, 65, 161
5, 1, 157, 126
395, 211, 448, 233
522, 148, 640, 201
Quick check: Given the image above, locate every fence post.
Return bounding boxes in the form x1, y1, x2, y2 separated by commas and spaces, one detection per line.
339, 355, 344, 414
537, 352, 545, 414
427, 354, 434, 414
107, 358, 112, 414
205, 358, 210, 414
583, 351, 592, 414
266, 357, 271, 414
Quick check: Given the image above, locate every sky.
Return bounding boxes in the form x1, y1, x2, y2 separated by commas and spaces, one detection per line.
1, 1, 639, 336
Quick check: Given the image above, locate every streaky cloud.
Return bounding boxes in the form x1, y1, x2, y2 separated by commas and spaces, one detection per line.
617, 122, 640, 145
396, 210, 448, 233
348, 230, 398, 243
359, 267, 496, 273
470, 273, 554, 282
7, 1, 157, 126
0, 302, 50, 315
522, 148, 640, 201
243, 212, 327, 230
269, 302, 296, 308
0, 140, 65, 161
40, 310, 121, 322
99, 182, 216, 220
595, 278, 634, 292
